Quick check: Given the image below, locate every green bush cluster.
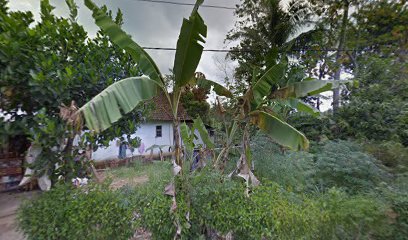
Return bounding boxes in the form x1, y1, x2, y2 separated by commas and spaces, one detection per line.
251, 134, 316, 191
252, 135, 388, 194
312, 140, 389, 193
120, 168, 387, 239
364, 141, 408, 172
18, 183, 135, 240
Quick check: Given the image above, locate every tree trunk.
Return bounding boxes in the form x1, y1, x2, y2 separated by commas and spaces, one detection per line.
332, 0, 349, 113
173, 120, 182, 168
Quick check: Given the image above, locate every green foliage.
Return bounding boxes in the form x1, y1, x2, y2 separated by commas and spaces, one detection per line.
336, 56, 408, 146
312, 140, 389, 193
18, 183, 135, 240
0, 0, 146, 178
84, 0, 162, 83
315, 188, 388, 239
173, 0, 207, 87
180, 89, 210, 122
364, 141, 408, 173
288, 113, 334, 141
121, 167, 387, 239
251, 134, 315, 191
119, 161, 174, 238
28, 110, 90, 182
226, 0, 310, 92
390, 191, 408, 239
79, 77, 158, 133
251, 135, 388, 194
252, 111, 309, 150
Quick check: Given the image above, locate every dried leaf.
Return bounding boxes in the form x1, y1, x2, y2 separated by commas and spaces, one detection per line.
164, 183, 176, 196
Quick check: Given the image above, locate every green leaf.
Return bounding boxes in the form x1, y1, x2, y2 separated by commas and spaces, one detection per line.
226, 121, 238, 145
65, 0, 78, 20
173, 1, 207, 87
84, 0, 162, 85
250, 111, 309, 150
251, 63, 287, 105
271, 79, 353, 99
286, 98, 320, 117
193, 116, 214, 149
196, 78, 233, 98
180, 122, 194, 153
79, 77, 158, 132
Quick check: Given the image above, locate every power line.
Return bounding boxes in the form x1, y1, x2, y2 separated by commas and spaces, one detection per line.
131, 0, 236, 10
142, 46, 362, 53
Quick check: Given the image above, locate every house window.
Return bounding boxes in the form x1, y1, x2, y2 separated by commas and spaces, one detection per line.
156, 125, 162, 137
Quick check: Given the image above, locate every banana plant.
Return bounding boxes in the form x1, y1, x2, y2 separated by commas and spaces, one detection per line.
80, 0, 231, 170
180, 116, 214, 169
218, 56, 353, 188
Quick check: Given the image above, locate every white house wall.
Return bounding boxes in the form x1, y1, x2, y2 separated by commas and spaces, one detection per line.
93, 121, 174, 161
92, 121, 213, 161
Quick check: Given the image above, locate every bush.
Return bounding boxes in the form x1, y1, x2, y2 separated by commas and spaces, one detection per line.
312, 140, 389, 193
251, 134, 316, 191
122, 168, 388, 239
251, 136, 388, 194
288, 113, 335, 141
364, 141, 408, 172
18, 183, 135, 240
316, 188, 389, 239
391, 192, 408, 240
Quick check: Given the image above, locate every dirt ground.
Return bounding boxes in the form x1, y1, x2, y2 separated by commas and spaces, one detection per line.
0, 191, 39, 240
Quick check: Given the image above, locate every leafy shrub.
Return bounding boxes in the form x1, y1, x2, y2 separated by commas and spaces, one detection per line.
288, 113, 335, 141
364, 141, 408, 172
391, 192, 408, 240
312, 140, 389, 193
18, 183, 135, 240
316, 188, 389, 239
122, 167, 387, 239
251, 136, 388, 194
251, 134, 316, 191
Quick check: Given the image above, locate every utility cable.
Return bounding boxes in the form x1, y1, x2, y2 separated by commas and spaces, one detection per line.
131, 0, 236, 10
142, 46, 362, 53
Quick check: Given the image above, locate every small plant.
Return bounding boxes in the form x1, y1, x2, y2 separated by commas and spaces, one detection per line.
18, 183, 135, 240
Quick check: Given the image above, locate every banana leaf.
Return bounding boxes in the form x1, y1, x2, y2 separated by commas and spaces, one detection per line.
250, 110, 309, 150
286, 98, 320, 116
271, 79, 352, 99
251, 63, 287, 105
196, 78, 233, 98
173, 0, 207, 87
79, 77, 158, 132
193, 116, 214, 149
180, 122, 194, 153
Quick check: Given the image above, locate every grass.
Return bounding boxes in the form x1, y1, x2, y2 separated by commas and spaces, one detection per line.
105, 160, 173, 190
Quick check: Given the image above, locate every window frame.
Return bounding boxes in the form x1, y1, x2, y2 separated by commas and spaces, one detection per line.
155, 125, 162, 138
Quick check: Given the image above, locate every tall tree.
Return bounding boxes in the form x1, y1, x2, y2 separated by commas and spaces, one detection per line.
0, 0, 147, 181
335, 0, 408, 145
225, 0, 311, 93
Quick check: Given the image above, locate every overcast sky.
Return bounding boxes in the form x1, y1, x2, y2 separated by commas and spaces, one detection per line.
7, 0, 336, 111
8, 0, 239, 85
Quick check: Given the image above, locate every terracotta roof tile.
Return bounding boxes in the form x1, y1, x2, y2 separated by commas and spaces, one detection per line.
148, 94, 191, 121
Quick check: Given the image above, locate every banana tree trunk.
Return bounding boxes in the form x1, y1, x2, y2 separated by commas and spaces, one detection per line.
173, 119, 182, 168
